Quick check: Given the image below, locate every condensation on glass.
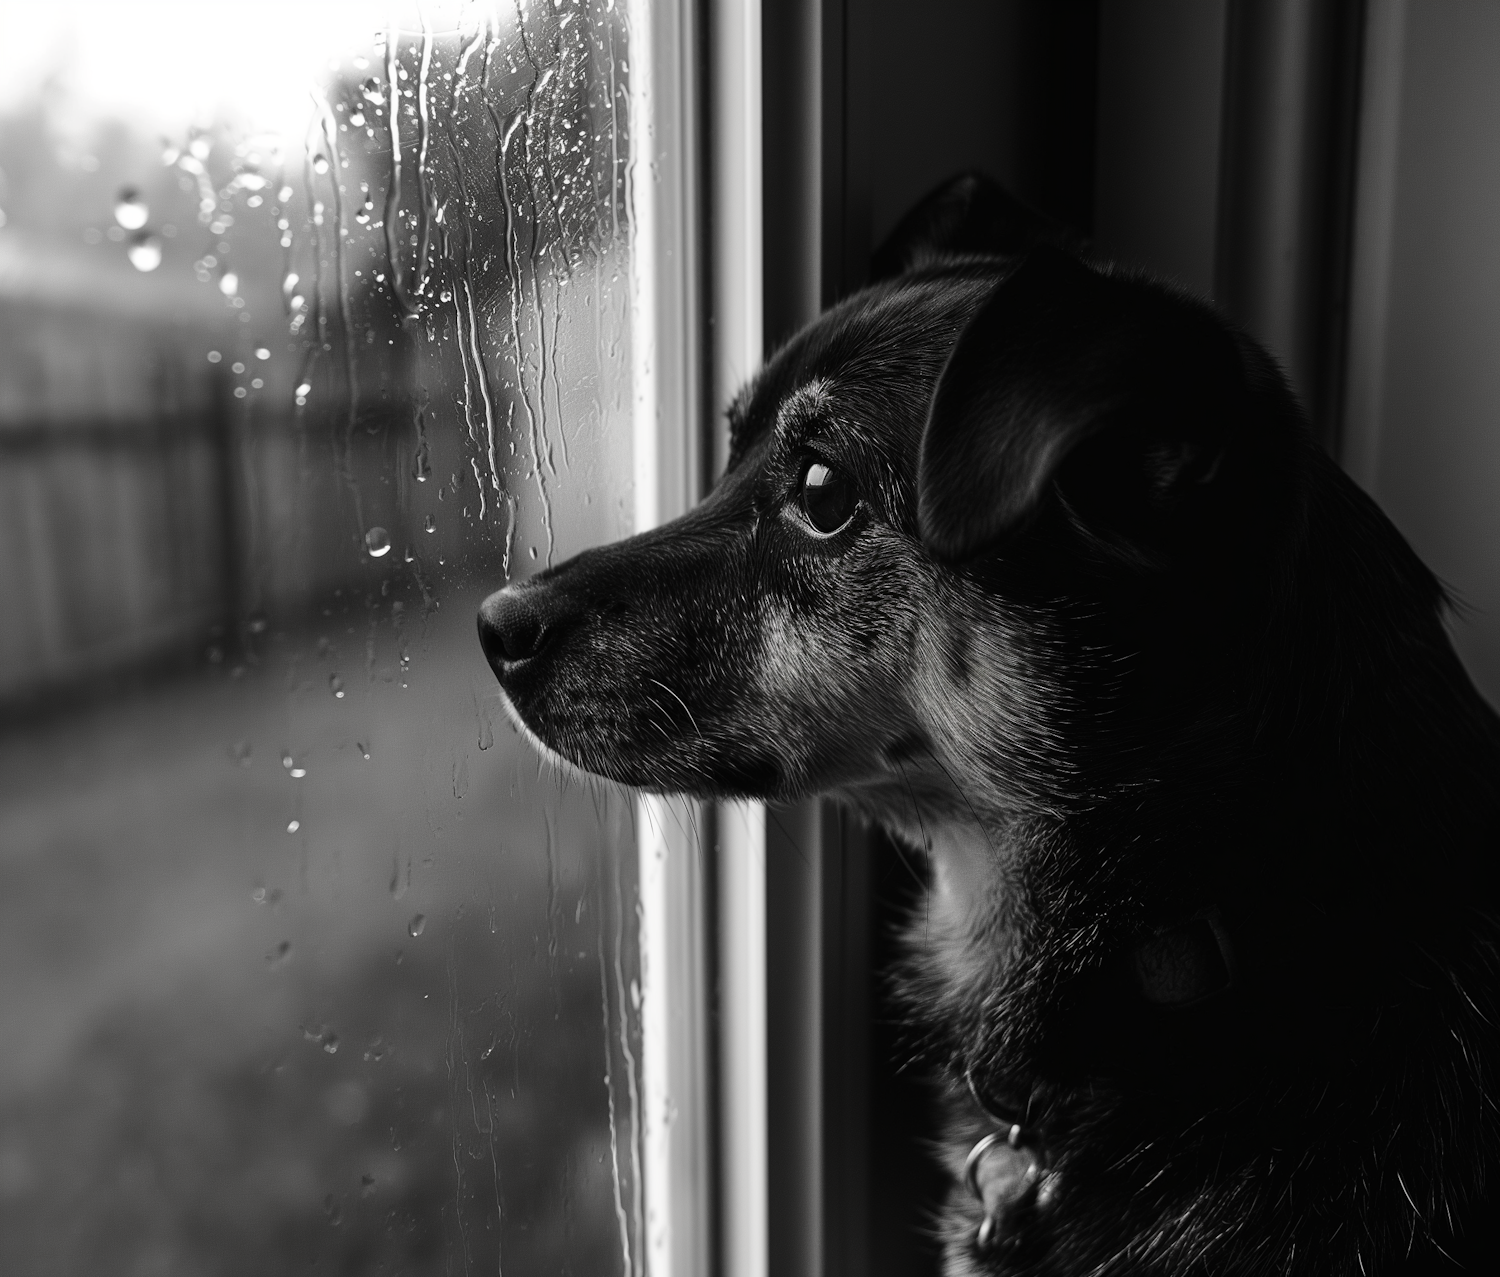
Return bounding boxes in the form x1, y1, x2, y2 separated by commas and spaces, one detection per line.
0, 5, 651, 1274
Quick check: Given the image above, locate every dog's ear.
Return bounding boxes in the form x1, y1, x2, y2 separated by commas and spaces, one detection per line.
918, 247, 1249, 567
869, 172, 1084, 283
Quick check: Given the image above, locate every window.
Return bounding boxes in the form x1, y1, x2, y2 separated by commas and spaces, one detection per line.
0, 4, 702, 1273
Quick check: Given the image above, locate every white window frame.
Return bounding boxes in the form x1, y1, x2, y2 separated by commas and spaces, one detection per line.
634, 3, 870, 1275
628, 0, 719, 1274
630, 2, 768, 1276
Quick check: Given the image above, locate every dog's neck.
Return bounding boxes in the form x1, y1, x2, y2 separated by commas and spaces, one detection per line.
923, 817, 1021, 1010
877, 797, 1500, 1273
913, 807, 1235, 1068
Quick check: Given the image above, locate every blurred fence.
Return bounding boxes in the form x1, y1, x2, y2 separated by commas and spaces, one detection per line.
0, 237, 428, 708
0, 242, 233, 703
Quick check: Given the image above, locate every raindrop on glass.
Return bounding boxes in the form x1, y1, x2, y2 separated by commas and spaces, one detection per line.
207, 350, 222, 363
361, 77, 384, 104
255, 347, 270, 360
408, 913, 426, 938
127, 234, 162, 272
423, 515, 436, 534
364, 527, 391, 558
312, 154, 330, 176
219, 271, 239, 297
349, 111, 365, 128
287, 819, 300, 833
329, 674, 344, 699
114, 188, 148, 230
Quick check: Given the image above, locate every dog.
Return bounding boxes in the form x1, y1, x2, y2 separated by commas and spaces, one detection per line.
478, 173, 1500, 1275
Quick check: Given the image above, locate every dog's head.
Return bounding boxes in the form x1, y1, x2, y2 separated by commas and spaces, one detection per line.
478, 178, 1304, 819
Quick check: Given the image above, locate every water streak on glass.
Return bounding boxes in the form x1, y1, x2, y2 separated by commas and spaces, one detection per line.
0, 2, 647, 1273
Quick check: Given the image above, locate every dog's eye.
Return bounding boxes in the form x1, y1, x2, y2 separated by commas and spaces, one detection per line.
799, 461, 857, 534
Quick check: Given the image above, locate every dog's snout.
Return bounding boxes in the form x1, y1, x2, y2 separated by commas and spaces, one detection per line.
478, 589, 550, 669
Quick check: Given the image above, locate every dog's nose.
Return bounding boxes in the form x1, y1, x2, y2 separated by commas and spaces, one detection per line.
478, 588, 549, 669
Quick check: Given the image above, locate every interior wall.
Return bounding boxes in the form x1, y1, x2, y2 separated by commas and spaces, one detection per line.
1360, 0, 1500, 704
1094, 0, 1500, 707
1093, 0, 1227, 298
852, 0, 1098, 274
1214, 0, 1368, 449
857, 0, 1025, 258
854, 0, 1230, 300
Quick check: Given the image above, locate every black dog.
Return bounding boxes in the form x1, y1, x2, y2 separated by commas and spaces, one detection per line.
479, 175, 1500, 1275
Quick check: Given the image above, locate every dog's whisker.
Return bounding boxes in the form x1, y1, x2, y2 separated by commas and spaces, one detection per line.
916, 739, 1000, 865
648, 677, 701, 740
893, 758, 934, 943
640, 693, 677, 743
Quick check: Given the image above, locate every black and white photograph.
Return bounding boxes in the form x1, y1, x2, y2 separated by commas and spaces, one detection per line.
1, 2, 1497, 1274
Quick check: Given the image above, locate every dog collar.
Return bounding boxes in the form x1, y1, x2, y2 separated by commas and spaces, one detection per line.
964, 1122, 1050, 1252
962, 912, 1236, 1253
963, 1067, 1051, 1256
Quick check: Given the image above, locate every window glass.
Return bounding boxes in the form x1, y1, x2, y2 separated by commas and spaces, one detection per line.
0, 4, 648, 1273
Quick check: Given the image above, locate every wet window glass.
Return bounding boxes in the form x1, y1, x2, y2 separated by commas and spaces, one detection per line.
0, 4, 651, 1273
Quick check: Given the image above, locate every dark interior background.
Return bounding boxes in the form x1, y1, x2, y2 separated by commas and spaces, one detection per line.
761, 2, 1500, 1271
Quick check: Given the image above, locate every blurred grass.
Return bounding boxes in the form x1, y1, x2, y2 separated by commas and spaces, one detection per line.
0, 588, 637, 1277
